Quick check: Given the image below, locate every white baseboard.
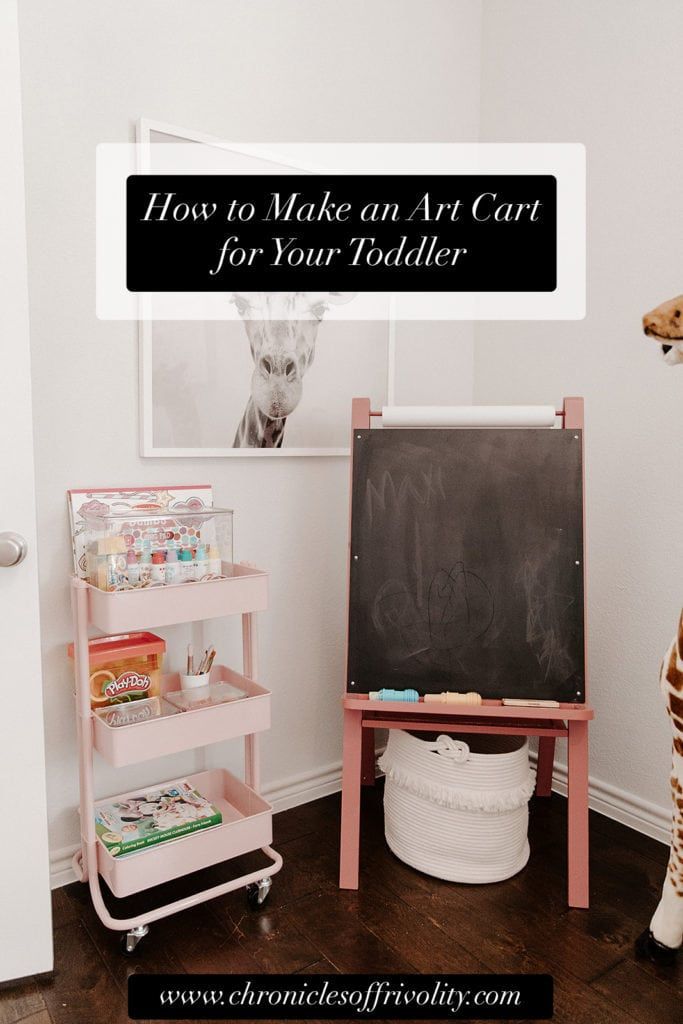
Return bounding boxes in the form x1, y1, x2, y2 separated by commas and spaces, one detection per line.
49, 754, 671, 889
543, 759, 671, 845
50, 846, 81, 890
262, 757, 343, 813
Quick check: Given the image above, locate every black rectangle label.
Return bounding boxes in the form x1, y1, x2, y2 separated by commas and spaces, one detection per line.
128, 973, 553, 1020
126, 174, 556, 292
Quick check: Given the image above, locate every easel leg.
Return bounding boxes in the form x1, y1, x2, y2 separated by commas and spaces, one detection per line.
567, 719, 590, 908
536, 736, 556, 797
339, 708, 363, 889
361, 726, 375, 786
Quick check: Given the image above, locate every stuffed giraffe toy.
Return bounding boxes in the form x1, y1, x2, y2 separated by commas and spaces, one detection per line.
230, 291, 354, 448
636, 294, 683, 966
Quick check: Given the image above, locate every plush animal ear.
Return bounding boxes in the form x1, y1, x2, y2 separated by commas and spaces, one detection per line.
327, 292, 356, 305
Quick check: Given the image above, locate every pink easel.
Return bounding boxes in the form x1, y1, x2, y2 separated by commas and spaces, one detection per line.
339, 397, 594, 908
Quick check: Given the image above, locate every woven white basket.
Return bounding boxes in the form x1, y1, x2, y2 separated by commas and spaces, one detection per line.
379, 730, 535, 883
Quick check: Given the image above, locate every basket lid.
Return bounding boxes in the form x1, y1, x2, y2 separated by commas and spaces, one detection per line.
67, 631, 165, 664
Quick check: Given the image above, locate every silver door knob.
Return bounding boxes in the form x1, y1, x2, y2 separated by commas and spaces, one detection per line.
0, 532, 28, 567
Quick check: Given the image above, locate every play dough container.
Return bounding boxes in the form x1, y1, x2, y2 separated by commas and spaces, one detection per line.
68, 631, 165, 710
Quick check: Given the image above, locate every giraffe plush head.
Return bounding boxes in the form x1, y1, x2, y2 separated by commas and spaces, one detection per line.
643, 294, 683, 365
230, 291, 355, 447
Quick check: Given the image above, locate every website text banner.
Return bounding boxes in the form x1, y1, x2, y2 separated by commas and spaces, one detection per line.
97, 142, 585, 320
128, 973, 553, 1020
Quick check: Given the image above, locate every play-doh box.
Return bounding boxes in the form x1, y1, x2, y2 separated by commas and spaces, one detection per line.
68, 632, 165, 710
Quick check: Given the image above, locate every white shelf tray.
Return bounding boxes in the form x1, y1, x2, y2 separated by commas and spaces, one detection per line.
92, 666, 270, 768
86, 563, 268, 632
95, 768, 272, 898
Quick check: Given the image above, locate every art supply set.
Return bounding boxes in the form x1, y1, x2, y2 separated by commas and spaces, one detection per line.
179, 643, 219, 693
368, 688, 483, 705
66, 487, 231, 592
82, 507, 231, 592
184, 643, 216, 677
339, 398, 594, 909
68, 486, 281, 954
365, 690, 555, 708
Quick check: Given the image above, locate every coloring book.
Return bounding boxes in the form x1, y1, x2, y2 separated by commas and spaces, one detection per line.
95, 778, 222, 857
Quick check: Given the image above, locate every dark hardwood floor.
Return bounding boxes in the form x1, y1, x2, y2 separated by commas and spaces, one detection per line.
1, 785, 681, 1024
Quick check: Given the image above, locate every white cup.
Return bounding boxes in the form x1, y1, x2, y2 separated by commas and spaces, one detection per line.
179, 671, 211, 691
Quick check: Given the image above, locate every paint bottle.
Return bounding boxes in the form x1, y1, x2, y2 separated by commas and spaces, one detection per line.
91, 538, 127, 590
164, 546, 180, 585
151, 550, 166, 584
126, 548, 140, 587
139, 549, 152, 584
195, 544, 209, 580
105, 553, 126, 591
208, 544, 222, 575
179, 546, 195, 582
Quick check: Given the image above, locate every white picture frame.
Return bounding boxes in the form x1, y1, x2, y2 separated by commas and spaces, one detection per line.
136, 119, 392, 457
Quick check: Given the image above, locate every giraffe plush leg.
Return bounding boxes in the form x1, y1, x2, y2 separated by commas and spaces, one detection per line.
637, 628, 683, 964
649, 755, 683, 946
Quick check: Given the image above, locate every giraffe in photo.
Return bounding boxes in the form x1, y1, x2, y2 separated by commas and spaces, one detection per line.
231, 291, 354, 448
636, 294, 683, 965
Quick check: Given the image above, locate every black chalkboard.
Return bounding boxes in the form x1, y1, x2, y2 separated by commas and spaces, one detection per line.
347, 429, 584, 702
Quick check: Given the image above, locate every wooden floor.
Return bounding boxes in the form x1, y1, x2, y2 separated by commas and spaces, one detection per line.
1, 785, 682, 1024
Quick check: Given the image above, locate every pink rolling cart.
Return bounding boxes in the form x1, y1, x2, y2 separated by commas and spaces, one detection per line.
70, 563, 282, 955
339, 397, 594, 908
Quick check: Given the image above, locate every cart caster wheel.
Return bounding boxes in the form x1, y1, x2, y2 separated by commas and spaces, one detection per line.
246, 877, 272, 909
120, 925, 149, 956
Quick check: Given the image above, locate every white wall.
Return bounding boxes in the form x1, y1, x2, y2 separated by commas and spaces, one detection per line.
476, 0, 683, 832
17, 0, 480, 873
25, 0, 675, 876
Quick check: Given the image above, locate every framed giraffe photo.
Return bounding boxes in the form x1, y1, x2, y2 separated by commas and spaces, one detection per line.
137, 120, 391, 457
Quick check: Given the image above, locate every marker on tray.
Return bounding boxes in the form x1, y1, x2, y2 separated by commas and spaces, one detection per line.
502, 698, 560, 708
424, 691, 482, 706
369, 688, 420, 702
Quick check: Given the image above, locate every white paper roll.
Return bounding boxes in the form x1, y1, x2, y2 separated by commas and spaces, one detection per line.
381, 405, 556, 429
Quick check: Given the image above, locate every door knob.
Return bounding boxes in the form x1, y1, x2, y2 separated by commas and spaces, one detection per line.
0, 532, 28, 567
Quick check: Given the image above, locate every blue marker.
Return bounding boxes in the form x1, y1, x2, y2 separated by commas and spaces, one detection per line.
368, 688, 420, 702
